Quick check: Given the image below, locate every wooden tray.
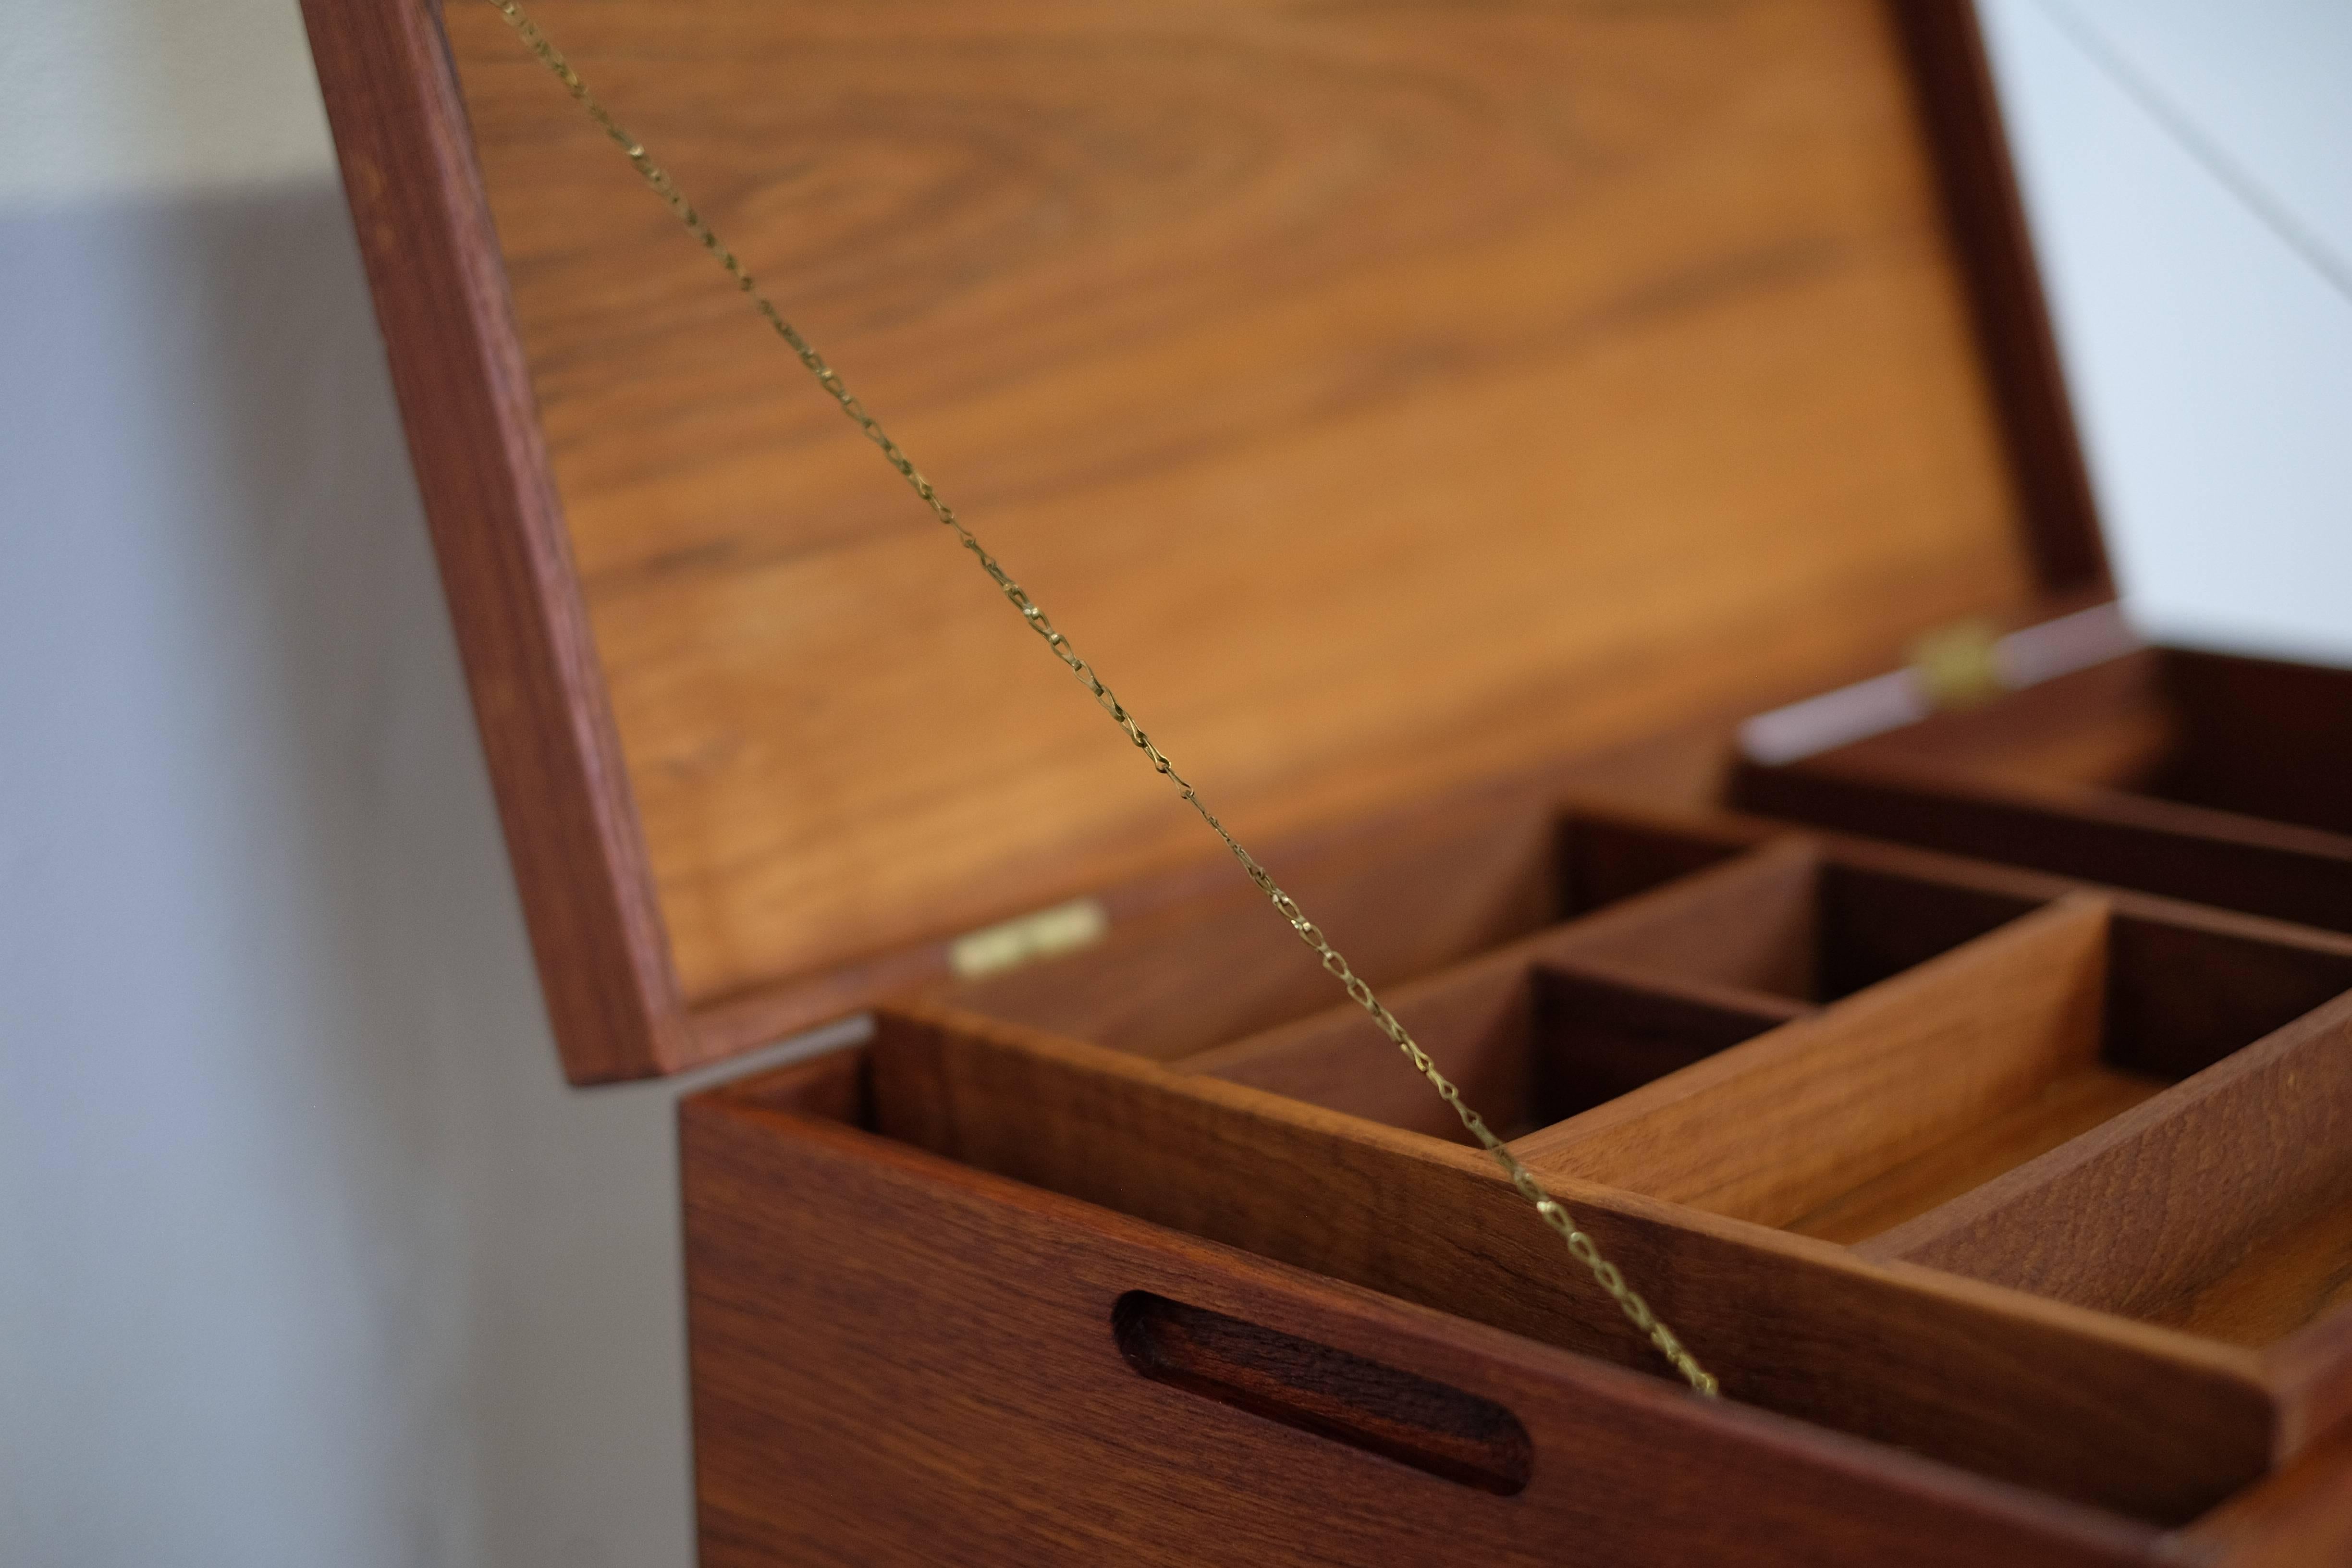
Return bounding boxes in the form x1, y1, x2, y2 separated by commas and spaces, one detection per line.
683, 795, 2352, 1562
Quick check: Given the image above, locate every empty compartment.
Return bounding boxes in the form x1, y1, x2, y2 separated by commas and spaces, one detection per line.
1733, 647, 2352, 932
1558, 840, 2043, 1004
2130, 650, 2352, 837
1178, 952, 1806, 1146
931, 805, 1757, 1062
1519, 896, 2352, 1247
1862, 915, 2352, 1356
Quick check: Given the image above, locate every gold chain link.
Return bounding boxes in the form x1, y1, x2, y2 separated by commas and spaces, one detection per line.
487, 0, 1716, 1398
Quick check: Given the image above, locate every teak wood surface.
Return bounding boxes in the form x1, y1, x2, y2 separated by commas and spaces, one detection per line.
300, 0, 2099, 1083
685, 1074, 2167, 1568
852, 808, 2352, 1541
295, 1, 2352, 1559
686, 904, 2352, 1565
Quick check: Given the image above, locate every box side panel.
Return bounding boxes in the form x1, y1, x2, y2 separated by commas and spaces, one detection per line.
681, 1093, 2158, 1567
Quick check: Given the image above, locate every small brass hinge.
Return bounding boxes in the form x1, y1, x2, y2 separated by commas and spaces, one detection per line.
1908, 617, 2007, 711
948, 897, 1111, 980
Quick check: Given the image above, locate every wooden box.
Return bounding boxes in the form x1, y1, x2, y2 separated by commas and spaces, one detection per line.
301, 0, 2352, 1560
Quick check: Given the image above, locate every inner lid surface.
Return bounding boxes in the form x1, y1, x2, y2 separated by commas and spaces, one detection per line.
443, 0, 2037, 1019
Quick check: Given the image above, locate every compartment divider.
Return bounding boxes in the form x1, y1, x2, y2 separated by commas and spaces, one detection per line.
853, 1001, 2276, 1525
1176, 946, 1807, 1146
1531, 961, 1812, 1122
1738, 756, 2352, 934
1513, 897, 2113, 1229
1859, 992, 2352, 1352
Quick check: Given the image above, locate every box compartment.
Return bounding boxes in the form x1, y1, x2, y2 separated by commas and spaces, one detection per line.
686, 1056, 2169, 1566
1735, 648, 2352, 933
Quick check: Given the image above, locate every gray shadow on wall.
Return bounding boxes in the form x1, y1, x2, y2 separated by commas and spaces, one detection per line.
0, 182, 696, 1568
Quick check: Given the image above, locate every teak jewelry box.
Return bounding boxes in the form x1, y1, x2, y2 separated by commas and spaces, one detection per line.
301, 0, 2352, 1561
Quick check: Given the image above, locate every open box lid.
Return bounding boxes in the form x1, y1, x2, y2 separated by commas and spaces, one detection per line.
299, 0, 2104, 1084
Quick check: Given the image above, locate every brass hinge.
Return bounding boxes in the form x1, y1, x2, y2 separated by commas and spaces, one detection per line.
947, 897, 1111, 980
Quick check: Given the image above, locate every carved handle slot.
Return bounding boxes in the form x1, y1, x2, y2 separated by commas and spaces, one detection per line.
1111, 1292, 1532, 1496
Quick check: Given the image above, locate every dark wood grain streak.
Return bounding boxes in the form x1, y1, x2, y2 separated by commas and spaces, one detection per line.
1889, 0, 2108, 593
298, 0, 687, 1082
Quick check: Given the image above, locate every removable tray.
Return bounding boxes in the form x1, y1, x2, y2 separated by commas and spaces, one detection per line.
699, 797, 2352, 1540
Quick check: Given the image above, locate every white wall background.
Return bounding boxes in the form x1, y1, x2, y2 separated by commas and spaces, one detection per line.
0, 3, 2345, 1564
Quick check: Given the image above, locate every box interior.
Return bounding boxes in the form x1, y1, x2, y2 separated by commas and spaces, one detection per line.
1735, 646, 2352, 932
713, 645, 2352, 1537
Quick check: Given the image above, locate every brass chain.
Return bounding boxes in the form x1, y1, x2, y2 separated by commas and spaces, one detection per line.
488, 0, 1716, 1397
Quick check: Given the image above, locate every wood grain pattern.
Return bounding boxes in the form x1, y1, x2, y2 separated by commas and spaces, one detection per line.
1556, 837, 2047, 1002
1784, 1064, 2166, 1245
925, 796, 1772, 1066
1176, 943, 1807, 1145
429, 0, 2044, 1045
1516, 897, 2111, 1229
309, 0, 2352, 1551
934, 792, 1561, 1063
856, 1004, 2276, 1522
684, 1085, 2164, 1566
1861, 992, 2352, 1346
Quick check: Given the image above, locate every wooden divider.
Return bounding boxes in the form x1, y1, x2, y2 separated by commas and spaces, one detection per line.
1860, 989, 2352, 1349
848, 1002, 2277, 1525
1556, 839, 2042, 1001
1181, 952, 1807, 1145
750, 794, 2352, 1530
1733, 650, 2352, 935
1516, 897, 2117, 1232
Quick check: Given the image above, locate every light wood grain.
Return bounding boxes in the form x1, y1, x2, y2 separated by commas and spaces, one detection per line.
1784, 1064, 2167, 1245
435, 0, 2042, 1029
1862, 992, 2352, 1347
1516, 896, 2109, 1227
